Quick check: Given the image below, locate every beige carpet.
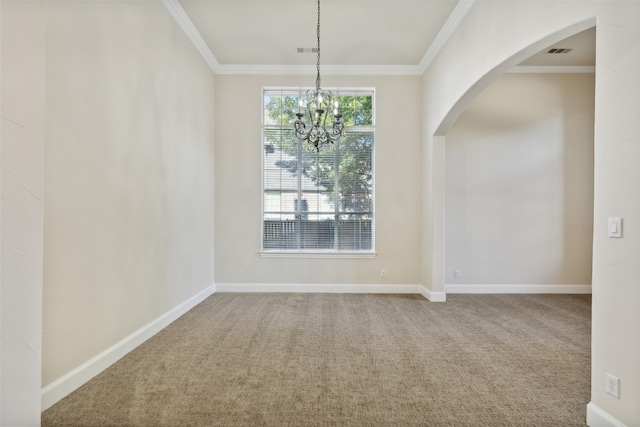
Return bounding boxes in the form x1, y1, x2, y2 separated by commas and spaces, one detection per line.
42, 293, 591, 426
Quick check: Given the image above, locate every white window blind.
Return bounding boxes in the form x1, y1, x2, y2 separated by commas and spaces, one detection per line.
262, 88, 375, 253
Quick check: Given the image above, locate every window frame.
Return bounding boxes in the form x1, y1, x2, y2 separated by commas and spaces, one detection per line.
260, 86, 376, 258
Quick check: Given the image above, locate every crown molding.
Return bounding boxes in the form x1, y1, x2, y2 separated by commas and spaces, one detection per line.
162, 0, 474, 77
161, 0, 220, 73
163, 0, 591, 78
509, 65, 595, 74
215, 64, 422, 76
417, 0, 476, 73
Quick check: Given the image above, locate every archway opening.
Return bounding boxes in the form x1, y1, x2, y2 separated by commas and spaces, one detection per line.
429, 19, 597, 295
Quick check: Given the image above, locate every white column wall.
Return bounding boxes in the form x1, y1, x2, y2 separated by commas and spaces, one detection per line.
0, 1, 45, 425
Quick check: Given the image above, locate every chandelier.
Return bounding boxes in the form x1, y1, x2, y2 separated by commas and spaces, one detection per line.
294, 0, 344, 151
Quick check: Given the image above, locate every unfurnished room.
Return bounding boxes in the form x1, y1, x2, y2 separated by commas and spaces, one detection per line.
1, 0, 639, 426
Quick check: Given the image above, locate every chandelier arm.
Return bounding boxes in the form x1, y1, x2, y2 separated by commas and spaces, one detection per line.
295, 124, 309, 140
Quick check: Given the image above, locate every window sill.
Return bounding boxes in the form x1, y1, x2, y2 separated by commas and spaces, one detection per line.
260, 251, 377, 259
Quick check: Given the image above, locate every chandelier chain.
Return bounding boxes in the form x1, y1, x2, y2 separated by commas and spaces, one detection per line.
316, 0, 321, 90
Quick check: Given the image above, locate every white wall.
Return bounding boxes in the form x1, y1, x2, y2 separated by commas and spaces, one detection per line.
43, 0, 216, 391
0, 1, 45, 425
215, 75, 422, 287
445, 73, 594, 287
423, 1, 639, 424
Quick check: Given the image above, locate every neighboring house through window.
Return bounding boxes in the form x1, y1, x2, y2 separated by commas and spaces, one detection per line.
262, 88, 375, 254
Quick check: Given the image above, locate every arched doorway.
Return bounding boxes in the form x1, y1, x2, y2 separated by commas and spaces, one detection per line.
428, 18, 597, 296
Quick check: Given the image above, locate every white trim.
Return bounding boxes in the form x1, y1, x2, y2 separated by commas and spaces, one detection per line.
420, 287, 447, 302
444, 284, 592, 294
260, 251, 377, 259
161, 0, 220, 73
262, 86, 377, 95
418, 0, 476, 73
261, 88, 377, 255
41, 284, 216, 411
216, 283, 448, 302
216, 283, 450, 301
510, 65, 595, 74
586, 402, 627, 427
216, 283, 420, 294
217, 64, 422, 76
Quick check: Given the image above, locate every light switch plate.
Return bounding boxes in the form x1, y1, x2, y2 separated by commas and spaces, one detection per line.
608, 217, 622, 238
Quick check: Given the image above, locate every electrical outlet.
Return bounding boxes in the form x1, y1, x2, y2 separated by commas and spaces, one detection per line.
454, 269, 461, 278
606, 373, 620, 398
380, 269, 386, 278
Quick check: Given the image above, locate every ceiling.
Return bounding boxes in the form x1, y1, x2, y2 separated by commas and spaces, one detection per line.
174, 0, 595, 73
519, 27, 595, 67
179, 0, 458, 68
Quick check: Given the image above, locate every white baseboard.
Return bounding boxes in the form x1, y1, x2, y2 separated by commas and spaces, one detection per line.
216, 283, 418, 294
444, 284, 592, 294
419, 287, 447, 302
41, 284, 216, 411
215, 283, 446, 302
586, 402, 627, 427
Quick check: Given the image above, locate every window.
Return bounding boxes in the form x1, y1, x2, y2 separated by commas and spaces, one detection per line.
262, 88, 375, 255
